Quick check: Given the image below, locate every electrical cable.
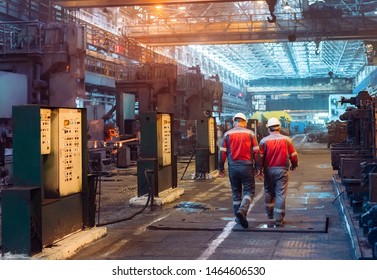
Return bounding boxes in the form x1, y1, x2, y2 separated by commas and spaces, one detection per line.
332, 189, 346, 204
180, 146, 195, 180
96, 169, 154, 226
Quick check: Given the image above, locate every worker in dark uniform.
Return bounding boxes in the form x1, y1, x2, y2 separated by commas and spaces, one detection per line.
218, 112, 261, 228
259, 117, 298, 226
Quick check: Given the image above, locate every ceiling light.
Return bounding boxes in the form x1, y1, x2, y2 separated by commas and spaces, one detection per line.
283, 1, 291, 10
178, 6, 186, 10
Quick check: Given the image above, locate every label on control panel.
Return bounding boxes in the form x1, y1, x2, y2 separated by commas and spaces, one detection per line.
40, 108, 51, 155
208, 117, 216, 154
158, 114, 172, 167
58, 108, 82, 196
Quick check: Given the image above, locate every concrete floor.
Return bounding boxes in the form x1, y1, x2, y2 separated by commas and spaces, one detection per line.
0, 135, 372, 260
68, 136, 369, 260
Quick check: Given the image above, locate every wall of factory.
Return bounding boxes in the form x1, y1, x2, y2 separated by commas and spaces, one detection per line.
266, 93, 329, 111
0, 72, 28, 118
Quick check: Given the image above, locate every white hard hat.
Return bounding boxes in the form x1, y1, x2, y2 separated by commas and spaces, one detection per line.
233, 112, 247, 121
267, 117, 280, 127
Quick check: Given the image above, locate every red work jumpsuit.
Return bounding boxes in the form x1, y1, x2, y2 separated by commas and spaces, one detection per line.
218, 125, 261, 217
259, 131, 298, 223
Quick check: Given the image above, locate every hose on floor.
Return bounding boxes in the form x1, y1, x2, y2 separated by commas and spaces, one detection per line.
96, 169, 154, 226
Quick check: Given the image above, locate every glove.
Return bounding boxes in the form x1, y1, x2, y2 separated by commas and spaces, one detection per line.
290, 165, 297, 171
218, 170, 226, 178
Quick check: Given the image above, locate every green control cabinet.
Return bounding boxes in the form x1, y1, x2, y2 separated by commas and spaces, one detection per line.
195, 116, 218, 178
1, 105, 88, 255
137, 112, 177, 197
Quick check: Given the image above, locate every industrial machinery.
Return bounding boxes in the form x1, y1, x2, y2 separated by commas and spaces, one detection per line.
116, 63, 177, 198
0, 22, 92, 255
0, 121, 12, 189
175, 67, 204, 155
115, 63, 177, 134
176, 66, 222, 178
0, 21, 86, 107
0, 71, 29, 188
0, 140, 7, 188
195, 116, 218, 179
327, 120, 347, 148
137, 112, 177, 197
0, 20, 86, 194
0, 145, 12, 189
331, 90, 377, 258
331, 91, 374, 201
1, 105, 91, 255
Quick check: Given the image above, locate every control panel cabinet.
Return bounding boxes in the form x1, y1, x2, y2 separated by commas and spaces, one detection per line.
44, 108, 83, 197
2, 105, 88, 255
195, 116, 218, 177
137, 112, 177, 197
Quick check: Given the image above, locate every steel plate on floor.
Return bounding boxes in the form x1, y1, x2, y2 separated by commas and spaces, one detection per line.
233, 216, 329, 233
147, 210, 229, 231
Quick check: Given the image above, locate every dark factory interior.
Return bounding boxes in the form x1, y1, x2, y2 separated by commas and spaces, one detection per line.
1, 0, 377, 265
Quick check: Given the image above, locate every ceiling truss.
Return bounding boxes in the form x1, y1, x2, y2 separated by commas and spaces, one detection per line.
52, 1, 377, 83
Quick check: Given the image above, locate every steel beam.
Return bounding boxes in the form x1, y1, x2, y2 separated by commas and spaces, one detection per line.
119, 14, 377, 45
52, 0, 253, 8
126, 27, 377, 46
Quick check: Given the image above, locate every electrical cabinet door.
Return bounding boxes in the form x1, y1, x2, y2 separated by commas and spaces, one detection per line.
208, 117, 216, 155
58, 108, 82, 196
158, 113, 172, 167
44, 108, 82, 197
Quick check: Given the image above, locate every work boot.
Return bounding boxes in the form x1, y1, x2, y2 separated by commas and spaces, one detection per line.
275, 220, 285, 227
236, 210, 248, 228
267, 212, 273, 219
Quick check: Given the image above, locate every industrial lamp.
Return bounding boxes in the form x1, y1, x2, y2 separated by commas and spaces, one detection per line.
283, 1, 291, 10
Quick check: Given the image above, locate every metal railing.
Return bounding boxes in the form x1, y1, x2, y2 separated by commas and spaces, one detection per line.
0, 21, 43, 54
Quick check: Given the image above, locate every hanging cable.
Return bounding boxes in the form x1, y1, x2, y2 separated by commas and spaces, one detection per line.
315, 37, 321, 55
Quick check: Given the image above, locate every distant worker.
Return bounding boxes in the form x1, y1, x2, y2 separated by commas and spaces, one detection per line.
259, 117, 298, 226
218, 112, 261, 228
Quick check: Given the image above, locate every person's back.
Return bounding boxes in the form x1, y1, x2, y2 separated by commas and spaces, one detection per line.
259, 133, 296, 170
259, 118, 298, 226
221, 125, 257, 166
218, 112, 261, 228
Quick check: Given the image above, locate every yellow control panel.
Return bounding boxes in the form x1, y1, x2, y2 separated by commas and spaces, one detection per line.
208, 117, 216, 154
158, 114, 172, 167
58, 108, 82, 196
43, 108, 82, 197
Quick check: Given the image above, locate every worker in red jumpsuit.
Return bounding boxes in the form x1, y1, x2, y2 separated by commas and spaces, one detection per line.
259, 117, 298, 226
218, 112, 261, 228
